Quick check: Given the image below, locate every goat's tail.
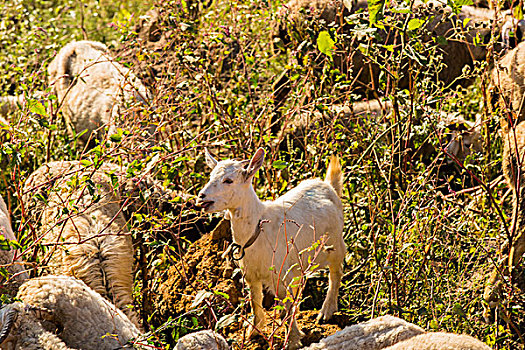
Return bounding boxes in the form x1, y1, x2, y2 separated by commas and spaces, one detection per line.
325, 155, 343, 197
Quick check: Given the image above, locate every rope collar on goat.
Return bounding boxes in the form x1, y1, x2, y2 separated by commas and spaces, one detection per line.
227, 219, 269, 261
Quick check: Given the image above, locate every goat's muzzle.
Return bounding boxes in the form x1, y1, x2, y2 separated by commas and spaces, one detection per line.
196, 192, 215, 211
198, 201, 214, 210
196, 198, 215, 211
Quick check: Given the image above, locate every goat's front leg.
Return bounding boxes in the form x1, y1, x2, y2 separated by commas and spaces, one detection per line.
246, 280, 265, 338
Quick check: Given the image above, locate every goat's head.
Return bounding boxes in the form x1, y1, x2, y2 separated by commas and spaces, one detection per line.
196, 148, 265, 213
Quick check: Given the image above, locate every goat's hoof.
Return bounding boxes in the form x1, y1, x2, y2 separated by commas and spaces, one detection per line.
286, 337, 303, 350
316, 306, 336, 324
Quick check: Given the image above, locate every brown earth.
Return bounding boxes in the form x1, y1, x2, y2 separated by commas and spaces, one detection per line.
151, 219, 242, 325
225, 310, 350, 350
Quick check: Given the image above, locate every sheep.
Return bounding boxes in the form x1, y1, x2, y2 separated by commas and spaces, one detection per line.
47, 40, 152, 145
0, 275, 141, 349
383, 332, 491, 350
21, 160, 140, 327
13, 275, 141, 350
175, 330, 230, 350
0, 41, 151, 145
0, 95, 24, 117
0, 302, 75, 350
272, 0, 514, 104
302, 315, 425, 350
279, 100, 482, 166
0, 195, 29, 295
485, 38, 525, 305
0, 275, 230, 350
303, 315, 490, 350
484, 119, 525, 305
196, 148, 346, 349
501, 121, 525, 270
491, 39, 525, 125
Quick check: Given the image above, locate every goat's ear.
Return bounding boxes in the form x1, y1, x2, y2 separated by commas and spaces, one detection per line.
205, 148, 218, 169
244, 148, 265, 180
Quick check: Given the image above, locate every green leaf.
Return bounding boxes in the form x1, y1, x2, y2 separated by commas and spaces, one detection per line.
436, 36, 448, 45
407, 18, 425, 31
368, 0, 385, 25
29, 100, 46, 116
514, 5, 523, 20
390, 6, 410, 14
317, 31, 336, 58
110, 132, 122, 143
80, 159, 92, 167
430, 319, 439, 329
272, 160, 288, 170
474, 32, 482, 46
213, 290, 229, 299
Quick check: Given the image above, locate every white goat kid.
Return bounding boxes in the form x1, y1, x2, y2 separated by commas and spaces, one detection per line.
197, 148, 346, 349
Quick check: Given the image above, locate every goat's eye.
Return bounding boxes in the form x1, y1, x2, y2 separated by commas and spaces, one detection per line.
223, 178, 233, 184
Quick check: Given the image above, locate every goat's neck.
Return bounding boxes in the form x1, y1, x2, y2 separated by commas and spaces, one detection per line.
227, 185, 265, 245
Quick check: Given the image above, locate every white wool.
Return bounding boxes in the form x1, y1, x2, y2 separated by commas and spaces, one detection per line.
17, 275, 141, 350
303, 316, 490, 350
175, 330, 230, 350
47, 40, 151, 144
22, 161, 139, 327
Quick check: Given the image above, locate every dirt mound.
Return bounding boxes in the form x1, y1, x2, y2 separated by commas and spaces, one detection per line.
150, 219, 242, 328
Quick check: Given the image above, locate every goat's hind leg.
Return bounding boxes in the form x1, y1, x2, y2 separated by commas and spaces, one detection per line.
317, 255, 343, 323
281, 284, 305, 350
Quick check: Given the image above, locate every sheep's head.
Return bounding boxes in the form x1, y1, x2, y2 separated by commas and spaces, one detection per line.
196, 148, 265, 213
501, 16, 525, 49
440, 114, 482, 163
0, 303, 19, 345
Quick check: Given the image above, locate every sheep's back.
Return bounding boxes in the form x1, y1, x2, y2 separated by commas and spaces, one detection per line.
384, 332, 491, 350
48, 40, 150, 143
304, 315, 425, 350
502, 121, 525, 192
17, 275, 140, 350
